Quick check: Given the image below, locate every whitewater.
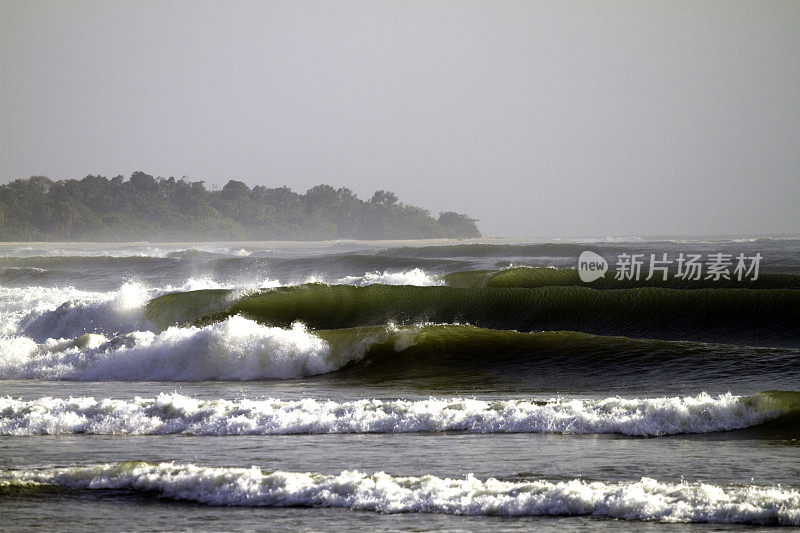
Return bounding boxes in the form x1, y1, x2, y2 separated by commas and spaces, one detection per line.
3, 462, 798, 525
1, 240, 799, 532
0, 392, 778, 436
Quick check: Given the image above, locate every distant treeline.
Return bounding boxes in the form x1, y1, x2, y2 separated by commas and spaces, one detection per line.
0, 172, 480, 241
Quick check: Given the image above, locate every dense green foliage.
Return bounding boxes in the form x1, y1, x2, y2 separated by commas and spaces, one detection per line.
0, 172, 480, 241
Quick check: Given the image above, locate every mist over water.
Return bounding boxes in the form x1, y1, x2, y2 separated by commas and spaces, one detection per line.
3, 3, 800, 238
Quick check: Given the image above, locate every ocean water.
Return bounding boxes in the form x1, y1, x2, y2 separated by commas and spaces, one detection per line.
1, 239, 799, 531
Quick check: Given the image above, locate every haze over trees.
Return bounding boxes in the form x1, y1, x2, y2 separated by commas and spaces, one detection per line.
0, 172, 481, 241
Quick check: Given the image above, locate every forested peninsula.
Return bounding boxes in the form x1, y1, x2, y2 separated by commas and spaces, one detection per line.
0, 172, 480, 241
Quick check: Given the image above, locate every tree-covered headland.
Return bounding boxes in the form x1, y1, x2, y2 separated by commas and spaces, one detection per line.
0, 172, 480, 241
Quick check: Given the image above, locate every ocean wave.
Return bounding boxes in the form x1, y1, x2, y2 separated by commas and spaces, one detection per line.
1, 269, 443, 340
2, 462, 798, 524
0, 252, 457, 294
169, 284, 800, 346
333, 268, 442, 286
0, 316, 373, 381
0, 392, 789, 436
3, 320, 798, 383
0, 279, 278, 342
444, 266, 800, 289
0, 285, 116, 338
19, 282, 154, 341
205, 255, 464, 284
0, 267, 58, 285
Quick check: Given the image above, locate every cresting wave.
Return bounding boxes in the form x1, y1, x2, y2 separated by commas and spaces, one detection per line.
150, 284, 800, 345
0, 280, 258, 341
0, 269, 439, 345
0, 253, 456, 289
0, 391, 794, 437
0, 316, 369, 381
4, 320, 799, 382
2, 462, 798, 525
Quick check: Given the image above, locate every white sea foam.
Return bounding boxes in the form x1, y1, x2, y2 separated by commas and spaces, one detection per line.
0, 276, 283, 341
333, 268, 443, 286
18, 282, 154, 341
0, 282, 165, 340
0, 316, 364, 381
0, 267, 430, 341
185, 268, 442, 288
0, 285, 110, 337
0, 271, 430, 378
2, 462, 797, 525
0, 392, 772, 436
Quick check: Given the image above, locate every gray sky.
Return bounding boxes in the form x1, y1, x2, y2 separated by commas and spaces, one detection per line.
2, 1, 798, 238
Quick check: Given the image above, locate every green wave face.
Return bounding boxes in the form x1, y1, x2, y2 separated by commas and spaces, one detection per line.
314, 324, 598, 372
444, 266, 800, 289
441, 269, 495, 288
740, 390, 800, 439
195, 284, 800, 345
318, 326, 799, 388
145, 289, 237, 330
142, 302, 800, 411
443, 267, 581, 288
744, 390, 800, 414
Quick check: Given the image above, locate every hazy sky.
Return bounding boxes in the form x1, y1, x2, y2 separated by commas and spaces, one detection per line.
2, 1, 798, 238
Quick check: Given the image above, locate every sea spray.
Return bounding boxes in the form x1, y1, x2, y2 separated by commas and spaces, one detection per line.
0, 316, 379, 381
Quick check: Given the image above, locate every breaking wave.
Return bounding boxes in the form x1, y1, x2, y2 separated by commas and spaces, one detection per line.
3, 319, 799, 384
0, 270, 440, 340
1, 391, 794, 437
0, 280, 257, 342
333, 268, 442, 286
150, 284, 800, 346
0, 316, 376, 381
2, 462, 798, 525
